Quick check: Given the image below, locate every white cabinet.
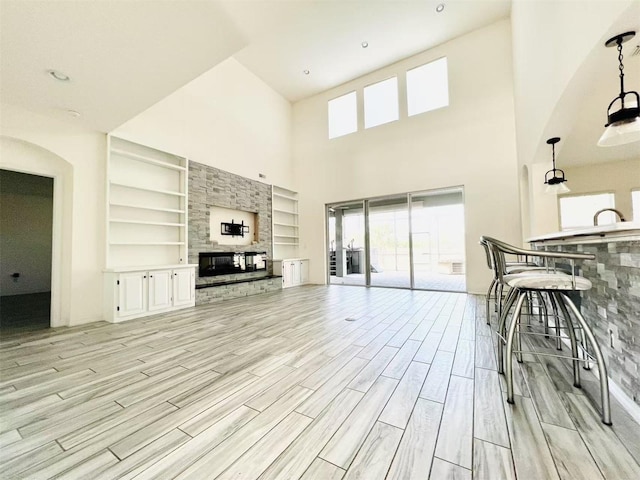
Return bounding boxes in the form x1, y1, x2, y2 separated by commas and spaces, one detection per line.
173, 268, 195, 307
148, 270, 172, 311
118, 272, 147, 317
104, 265, 196, 322
273, 259, 309, 288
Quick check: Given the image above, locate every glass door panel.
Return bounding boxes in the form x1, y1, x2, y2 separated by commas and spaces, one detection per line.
410, 188, 466, 292
328, 201, 366, 286
368, 196, 410, 288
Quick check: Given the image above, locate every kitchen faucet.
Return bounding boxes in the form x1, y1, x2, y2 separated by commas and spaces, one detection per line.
593, 208, 626, 226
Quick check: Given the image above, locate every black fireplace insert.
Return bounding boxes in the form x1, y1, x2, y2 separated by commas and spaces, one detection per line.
199, 252, 267, 277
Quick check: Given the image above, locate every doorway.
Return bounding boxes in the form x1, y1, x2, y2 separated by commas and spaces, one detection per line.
326, 187, 466, 292
0, 169, 54, 330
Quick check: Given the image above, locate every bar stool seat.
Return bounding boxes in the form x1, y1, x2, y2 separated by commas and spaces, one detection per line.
481, 236, 611, 425
504, 273, 591, 290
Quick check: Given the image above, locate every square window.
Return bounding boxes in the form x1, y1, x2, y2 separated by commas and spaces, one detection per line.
407, 57, 449, 116
328, 91, 357, 139
364, 77, 399, 129
559, 193, 616, 230
632, 189, 640, 221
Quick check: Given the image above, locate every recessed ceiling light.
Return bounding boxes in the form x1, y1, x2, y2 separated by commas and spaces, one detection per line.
303, 69, 310, 75
361, 41, 369, 48
48, 69, 70, 81
436, 3, 445, 13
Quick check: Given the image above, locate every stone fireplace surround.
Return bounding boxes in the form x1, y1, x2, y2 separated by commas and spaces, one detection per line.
188, 160, 281, 304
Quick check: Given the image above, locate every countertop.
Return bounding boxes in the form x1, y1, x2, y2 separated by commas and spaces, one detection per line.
527, 222, 640, 243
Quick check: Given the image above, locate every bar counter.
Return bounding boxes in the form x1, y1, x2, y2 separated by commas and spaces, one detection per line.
528, 223, 640, 410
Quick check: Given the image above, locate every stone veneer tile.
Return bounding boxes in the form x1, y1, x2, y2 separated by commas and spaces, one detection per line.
188, 160, 279, 302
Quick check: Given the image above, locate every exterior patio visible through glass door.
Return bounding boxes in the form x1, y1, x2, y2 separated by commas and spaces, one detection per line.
328, 201, 366, 286
410, 188, 466, 292
326, 187, 466, 292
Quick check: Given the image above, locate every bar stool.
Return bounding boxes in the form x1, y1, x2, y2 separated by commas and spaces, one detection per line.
483, 236, 611, 425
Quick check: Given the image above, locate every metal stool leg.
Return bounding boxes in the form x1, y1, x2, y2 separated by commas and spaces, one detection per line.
497, 287, 518, 374
553, 292, 581, 388
486, 278, 496, 325
506, 291, 527, 404
561, 293, 612, 425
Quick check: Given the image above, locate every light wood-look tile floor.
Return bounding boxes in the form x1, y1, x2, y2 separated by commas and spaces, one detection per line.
1, 286, 639, 479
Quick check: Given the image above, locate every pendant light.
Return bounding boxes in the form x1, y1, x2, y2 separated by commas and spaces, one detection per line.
544, 137, 570, 194
598, 31, 640, 147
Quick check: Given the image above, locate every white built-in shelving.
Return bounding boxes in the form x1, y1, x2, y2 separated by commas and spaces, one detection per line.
106, 136, 189, 268
272, 186, 300, 259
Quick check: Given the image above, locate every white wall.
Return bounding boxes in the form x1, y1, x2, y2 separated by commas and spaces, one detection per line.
292, 20, 521, 294
0, 104, 106, 326
0, 175, 53, 295
113, 58, 294, 189
563, 159, 640, 223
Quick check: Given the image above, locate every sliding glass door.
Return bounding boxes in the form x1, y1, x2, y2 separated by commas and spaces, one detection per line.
326, 187, 466, 292
368, 195, 410, 288
328, 201, 366, 286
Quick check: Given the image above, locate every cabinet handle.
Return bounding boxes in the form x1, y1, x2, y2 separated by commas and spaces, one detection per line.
150, 275, 153, 278
143, 275, 147, 279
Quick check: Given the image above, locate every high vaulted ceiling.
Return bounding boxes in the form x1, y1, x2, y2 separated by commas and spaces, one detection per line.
0, 0, 510, 132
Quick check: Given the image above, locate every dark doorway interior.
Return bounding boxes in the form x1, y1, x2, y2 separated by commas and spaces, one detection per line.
0, 169, 54, 331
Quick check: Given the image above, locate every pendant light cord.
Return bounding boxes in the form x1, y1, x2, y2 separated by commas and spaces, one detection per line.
618, 39, 626, 106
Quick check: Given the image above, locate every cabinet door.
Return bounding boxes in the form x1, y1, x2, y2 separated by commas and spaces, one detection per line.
282, 261, 293, 288
118, 272, 146, 317
148, 270, 172, 311
300, 260, 309, 285
173, 268, 194, 306
292, 261, 302, 286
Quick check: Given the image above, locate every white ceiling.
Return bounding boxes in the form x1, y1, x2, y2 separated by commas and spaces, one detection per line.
0, 0, 510, 132
219, 0, 511, 102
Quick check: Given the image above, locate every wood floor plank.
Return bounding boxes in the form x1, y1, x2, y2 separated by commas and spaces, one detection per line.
542, 422, 604, 480
475, 334, 496, 370
343, 421, 403, 480
217, 411, 313, 479
521, 363, 576, 429
135, 406, 258, 479
261, 388, 363, 480
474, 367, 509, 447
387, 398, 443, 480
174, 386, 313, 479
429, 457, 472, 480
419, 350, 454, 403
300, 458, 346, 480
473, 438, 516, 480
381, 339, 421, 379
379, 361, 430, 429
561, 392, 640, 480
413, 330, 442, 364
503, 394, 560, 480
451, 339, 474, 379
320, 376, 399, 469
94, 429, 191, 480
434, 375, 474, 469
348, 345, 398, 392
296, 356, 369, 418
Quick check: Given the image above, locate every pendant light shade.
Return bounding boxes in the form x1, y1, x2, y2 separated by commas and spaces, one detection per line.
598, 31, 640, 147
544, 137, 570, 194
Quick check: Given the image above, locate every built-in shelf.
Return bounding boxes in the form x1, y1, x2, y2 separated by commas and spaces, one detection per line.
273, 208, 298, 215
272, 185, 300, 259
109, 241, 186, 246
109, 202, 185, 214
274, 222, 299, 228
110, 219, 186, 227
111, 148, 187, 172
110, 181, 185, 197
273, 191, 298, 201
107, 136, 189, 268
